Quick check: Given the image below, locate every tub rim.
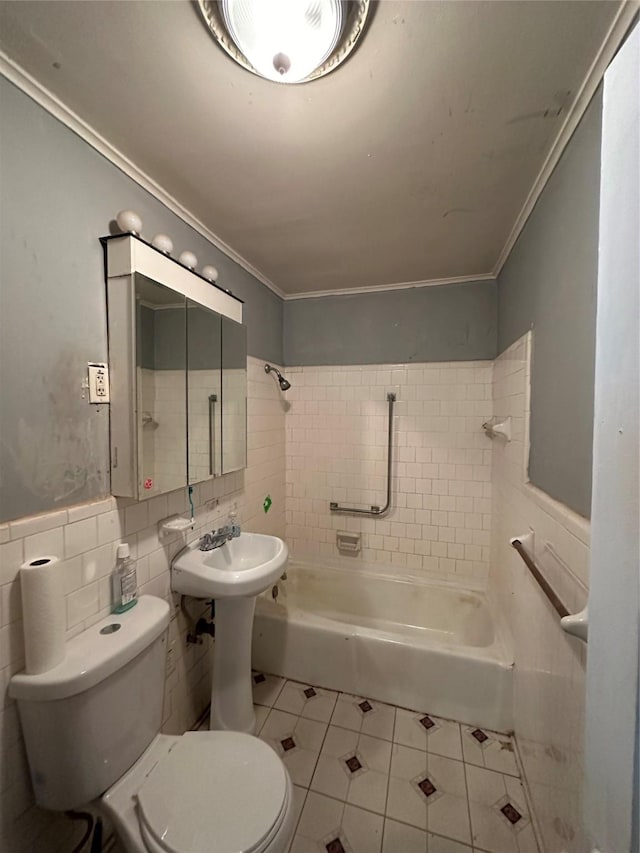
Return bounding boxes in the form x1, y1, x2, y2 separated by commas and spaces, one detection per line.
257, 558, 514, 666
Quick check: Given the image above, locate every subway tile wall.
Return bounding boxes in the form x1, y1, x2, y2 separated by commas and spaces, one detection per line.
0, 356, 286, 851
222, 368, 248, 474
151, 369, 189, 494
490, 333, 590, 853
284, 362, 494, 585
140, 367, 157, 486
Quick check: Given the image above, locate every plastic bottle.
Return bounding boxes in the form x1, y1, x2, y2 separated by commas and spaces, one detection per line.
112, 543, 138, 613
228, 507, 241, 538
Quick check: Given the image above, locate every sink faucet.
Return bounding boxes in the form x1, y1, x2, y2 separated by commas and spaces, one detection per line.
199, 522, 241, 551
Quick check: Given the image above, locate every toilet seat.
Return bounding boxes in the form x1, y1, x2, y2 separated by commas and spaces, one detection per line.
134, 731, 289, 853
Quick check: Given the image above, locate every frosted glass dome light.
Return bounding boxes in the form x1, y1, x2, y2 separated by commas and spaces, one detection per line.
221, 0, 343, 83
198, 0, 371, 84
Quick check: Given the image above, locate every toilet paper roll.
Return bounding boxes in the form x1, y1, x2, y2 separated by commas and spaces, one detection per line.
20, 556, 66, 675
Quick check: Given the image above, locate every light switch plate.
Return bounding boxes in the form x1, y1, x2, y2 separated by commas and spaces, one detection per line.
88, 362, 110, 403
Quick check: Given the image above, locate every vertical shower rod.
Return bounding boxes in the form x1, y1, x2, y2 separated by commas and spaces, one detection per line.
329, 392, 396, 516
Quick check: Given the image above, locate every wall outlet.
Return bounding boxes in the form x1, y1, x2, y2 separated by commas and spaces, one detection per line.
88, 362, 110, 403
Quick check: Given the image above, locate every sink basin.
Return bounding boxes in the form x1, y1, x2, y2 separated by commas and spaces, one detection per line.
171, 532, 288, 599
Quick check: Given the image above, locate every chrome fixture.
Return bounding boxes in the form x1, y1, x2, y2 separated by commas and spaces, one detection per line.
199, 524, 241, 551
482, 417, 512, 441
264, 363, 291, 391
330, 392, 396, 516
141, 411, 159, 428
197, 0, 372, 85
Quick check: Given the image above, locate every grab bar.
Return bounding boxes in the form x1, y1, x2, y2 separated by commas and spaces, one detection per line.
510, 536, 570, 619
510, 535, 588, 642
330, 392, 396, 516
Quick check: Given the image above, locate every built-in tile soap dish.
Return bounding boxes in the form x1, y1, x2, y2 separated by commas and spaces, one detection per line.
336, 531, 361, 554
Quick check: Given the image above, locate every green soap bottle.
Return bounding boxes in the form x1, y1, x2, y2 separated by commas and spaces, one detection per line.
112, 543, 138, 613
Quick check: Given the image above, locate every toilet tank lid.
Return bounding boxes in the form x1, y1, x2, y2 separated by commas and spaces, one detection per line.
9, 596, 170, 702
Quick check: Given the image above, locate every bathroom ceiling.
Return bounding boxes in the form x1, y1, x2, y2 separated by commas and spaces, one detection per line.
0, 1, 625, 296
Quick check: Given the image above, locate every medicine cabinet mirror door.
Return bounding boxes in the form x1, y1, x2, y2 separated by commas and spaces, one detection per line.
221, 317, 247, 474
135, 273, 187, 498
187, 300, 222, 484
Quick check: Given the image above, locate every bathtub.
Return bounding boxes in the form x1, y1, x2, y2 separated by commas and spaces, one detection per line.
252, 561, 513, 732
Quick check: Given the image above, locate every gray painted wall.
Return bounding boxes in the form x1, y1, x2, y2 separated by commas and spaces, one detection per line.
0, 77, 282, 522
0, 70, 601, 522
498, 89, 602, 518
187, 305, 221, 371
284, 280, 497, 366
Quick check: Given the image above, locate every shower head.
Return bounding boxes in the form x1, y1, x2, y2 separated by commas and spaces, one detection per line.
264, 363, 291, 391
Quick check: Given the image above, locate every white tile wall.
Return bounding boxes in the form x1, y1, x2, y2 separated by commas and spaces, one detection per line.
152, 369, 188, 495
140, 367, 157, 489
489, 333, 590, 853
137, 367, 188, 496
0, 356, 285, 851
285, 361, 493, 585
222, 368, 248, 473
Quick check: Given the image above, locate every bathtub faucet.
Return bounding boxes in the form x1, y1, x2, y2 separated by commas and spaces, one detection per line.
199, 524, 240, 551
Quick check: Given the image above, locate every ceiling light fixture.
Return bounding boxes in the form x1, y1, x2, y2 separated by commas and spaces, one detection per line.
197, 0, 371, 84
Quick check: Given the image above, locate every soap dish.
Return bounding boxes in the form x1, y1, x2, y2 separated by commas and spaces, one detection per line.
336, 531, 361, 553
159, 515, 195, 537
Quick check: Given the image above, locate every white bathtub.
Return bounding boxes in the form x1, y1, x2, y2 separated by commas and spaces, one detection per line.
252, 561, 513, 732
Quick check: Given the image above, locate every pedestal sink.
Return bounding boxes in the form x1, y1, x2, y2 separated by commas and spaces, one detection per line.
171, 533, 288, 733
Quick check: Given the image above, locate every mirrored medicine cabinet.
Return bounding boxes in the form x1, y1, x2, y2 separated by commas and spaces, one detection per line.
102, 234, 247, 501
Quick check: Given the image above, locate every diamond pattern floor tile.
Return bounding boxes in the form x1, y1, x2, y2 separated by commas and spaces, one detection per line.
247, 674, 538, 853
252, 671, 286, 707
276, 680, 339, 723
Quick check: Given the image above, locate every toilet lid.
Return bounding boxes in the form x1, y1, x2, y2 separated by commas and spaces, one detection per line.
136, 731, 288, 853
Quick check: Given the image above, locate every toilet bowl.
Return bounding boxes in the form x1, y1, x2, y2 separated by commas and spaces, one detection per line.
101, 732, 295, 853
9, 596, 295, 853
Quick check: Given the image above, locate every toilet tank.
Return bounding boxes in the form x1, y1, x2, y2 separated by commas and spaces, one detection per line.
9, 595, 170, 811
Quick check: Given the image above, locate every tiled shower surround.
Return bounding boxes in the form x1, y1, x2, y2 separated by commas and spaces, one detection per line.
0, 347, 591, 851
285, 361, 493, 584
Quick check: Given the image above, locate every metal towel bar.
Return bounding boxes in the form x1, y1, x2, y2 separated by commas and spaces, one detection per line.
330, 392, 396, 516
510, 537, 570, 619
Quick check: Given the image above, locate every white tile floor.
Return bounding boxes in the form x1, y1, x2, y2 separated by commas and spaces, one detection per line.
250, 673, 539, 853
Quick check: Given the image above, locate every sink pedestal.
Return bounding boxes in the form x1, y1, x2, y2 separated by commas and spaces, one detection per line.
171, 532, 287, 732
209, 597, 257, 733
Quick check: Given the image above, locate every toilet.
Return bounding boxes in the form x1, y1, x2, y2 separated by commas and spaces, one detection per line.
9, 596, 295, 853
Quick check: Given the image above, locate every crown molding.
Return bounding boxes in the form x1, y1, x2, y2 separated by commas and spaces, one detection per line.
491, 0, 638, 278
0, 51, 286, 300
283, 272, 496, 301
